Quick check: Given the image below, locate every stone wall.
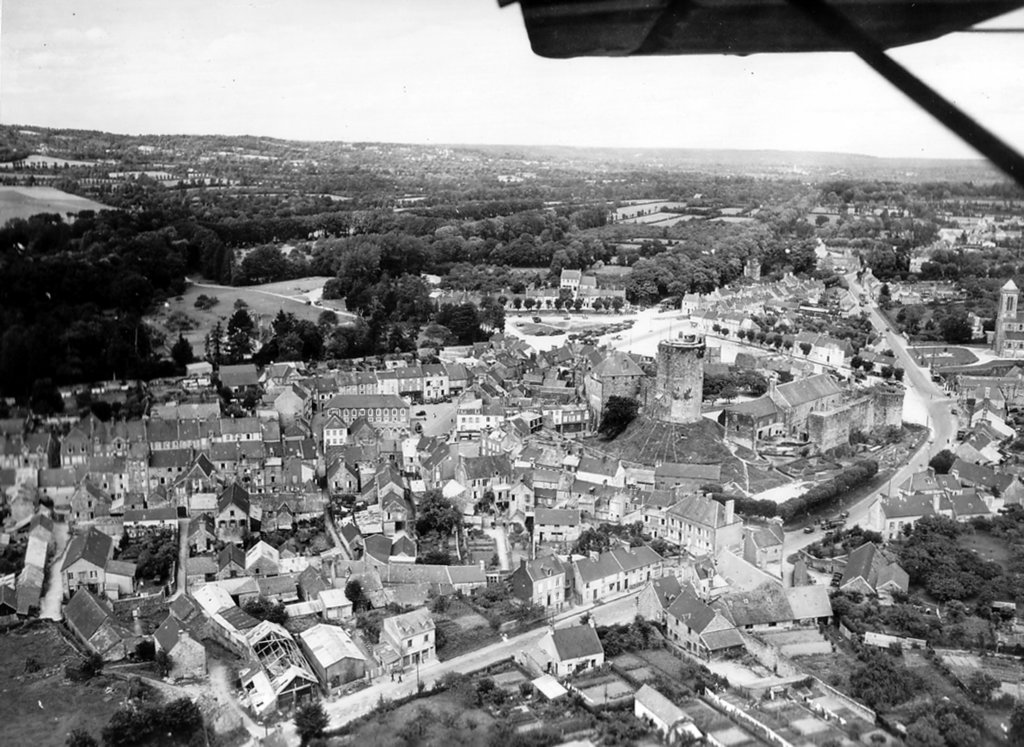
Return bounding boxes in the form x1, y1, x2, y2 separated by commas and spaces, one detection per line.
807, 385, 905, 452
647, 338, 705, 424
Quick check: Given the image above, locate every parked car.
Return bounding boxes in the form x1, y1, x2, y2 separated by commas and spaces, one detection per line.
803, 526, 815, 534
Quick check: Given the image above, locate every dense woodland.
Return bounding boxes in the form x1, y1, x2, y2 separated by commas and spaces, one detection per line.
1, 125, 1023, 400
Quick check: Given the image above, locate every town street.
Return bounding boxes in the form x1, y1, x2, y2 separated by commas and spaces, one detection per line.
782, 277, 959, 567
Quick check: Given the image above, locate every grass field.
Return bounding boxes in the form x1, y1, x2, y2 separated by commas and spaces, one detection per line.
0, 185, 111, 223
150, 276, 353, 352
332, 691, 495, 746
960, 531, 1012, 565
0, 623, 130, 746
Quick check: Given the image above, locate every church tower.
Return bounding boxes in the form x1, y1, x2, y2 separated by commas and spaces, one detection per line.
995, 279, 1019, 356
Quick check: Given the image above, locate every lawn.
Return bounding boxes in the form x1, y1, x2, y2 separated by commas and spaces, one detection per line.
909, 345, 979, 369
0, 185, 112, 223
0, 623, 130, 746
149, 276, 352, 352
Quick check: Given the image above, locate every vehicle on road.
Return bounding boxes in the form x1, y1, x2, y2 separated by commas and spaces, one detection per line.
415, 410, 426, 417
803, 526, 815, 534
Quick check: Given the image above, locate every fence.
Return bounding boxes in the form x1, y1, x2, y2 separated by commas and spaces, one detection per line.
809, 676, 877, 725
702, 690, 795, 747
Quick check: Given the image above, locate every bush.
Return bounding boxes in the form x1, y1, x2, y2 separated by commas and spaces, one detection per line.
101, 697, 203, 747
65, 652, 103, 682
193, 294, 219, 311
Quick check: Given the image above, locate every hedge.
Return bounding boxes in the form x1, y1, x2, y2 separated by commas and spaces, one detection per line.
779, 459, 878, 523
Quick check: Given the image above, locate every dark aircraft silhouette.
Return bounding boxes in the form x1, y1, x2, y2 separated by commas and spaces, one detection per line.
501, 0, 1024, 186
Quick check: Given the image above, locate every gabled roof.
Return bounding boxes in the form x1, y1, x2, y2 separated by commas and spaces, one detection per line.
771, 373, 843, 409
634, 685, 690, 729
592, 351, 644, 378
575, 545, 663, 584
218, 544, 246, 570
654, 462, 722, 482
154, 613, 184, 653
218, 483, 251, 514
645, 574, 683, 611
550, 624, 603, 661
535, 508, 580, 526
62, 527, 114, 571
714, 582, 794, 627
65, 588, 117, 640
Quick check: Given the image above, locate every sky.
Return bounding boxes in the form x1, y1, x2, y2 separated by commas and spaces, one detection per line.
2, 0, 1023, 159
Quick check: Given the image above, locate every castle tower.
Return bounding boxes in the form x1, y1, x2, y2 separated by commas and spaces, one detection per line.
648, 324, 705, 424
995, 279, 1019, 356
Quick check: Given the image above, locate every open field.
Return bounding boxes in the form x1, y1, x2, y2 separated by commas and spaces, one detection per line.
150, 276, 353, 351
0, 623, 130, 747
0, 185, 111, 223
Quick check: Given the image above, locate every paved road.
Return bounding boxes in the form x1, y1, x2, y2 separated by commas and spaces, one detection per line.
782, 277, 958, 571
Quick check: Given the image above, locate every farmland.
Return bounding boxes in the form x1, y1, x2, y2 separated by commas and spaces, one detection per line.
149, 276, 354, 351
0, 185, 111, 223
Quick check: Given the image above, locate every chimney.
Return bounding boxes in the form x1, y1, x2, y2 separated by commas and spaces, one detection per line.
724, 499, 735, 525
519, 558, 527, 571
932, 492, 941, 514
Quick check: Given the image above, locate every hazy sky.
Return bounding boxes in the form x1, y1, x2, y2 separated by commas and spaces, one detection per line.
3, 0, 1023, 159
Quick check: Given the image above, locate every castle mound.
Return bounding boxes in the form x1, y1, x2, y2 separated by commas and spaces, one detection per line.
597, 416, 731, 466
587, 415, 789, 493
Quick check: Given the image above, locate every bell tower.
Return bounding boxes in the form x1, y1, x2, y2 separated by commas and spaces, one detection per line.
996, 279, 1019, 356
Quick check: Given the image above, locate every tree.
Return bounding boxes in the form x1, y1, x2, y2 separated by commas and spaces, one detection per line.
66, 729, 98, 747
294, 701, 329, 746
940, 310, 974, 344
929, 449, 956, 475
170, 334, 194, 369
1009, 702, 1024, 746
893, 367, 905, 381
599, 396, 639, 440
965, 670, 998, 703
416, 490, 462, 537
345, 579, 367, 612
225, 308, 255, 362
799, 342, 812, 356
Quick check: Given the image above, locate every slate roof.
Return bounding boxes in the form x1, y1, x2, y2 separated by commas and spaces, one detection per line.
62, 527, 114, 571
592, 351, 644, 379
154, 613, 183, 653
654, 462, 722, 482
575, 545, 663, 584
535, 508, 581, 526
65, 588, 116, 640
645, 574, 683, 611
218, 483, 250, 514
550, 624, 603, 660
771, 373, 843, 408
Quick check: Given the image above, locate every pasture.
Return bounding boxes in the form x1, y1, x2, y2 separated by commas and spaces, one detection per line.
0, 185, 111, 223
